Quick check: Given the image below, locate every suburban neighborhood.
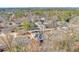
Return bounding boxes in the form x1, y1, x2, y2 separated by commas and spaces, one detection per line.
0, 8, 79, 52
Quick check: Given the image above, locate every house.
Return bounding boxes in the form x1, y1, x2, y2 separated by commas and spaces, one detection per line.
4, 21, 17, 33
0, 16, 6, 23
69, 16, 79, 31
6, 21, 17, 27
40, 17, 46, 24
0, 17, 6, 33
13, 36, 31, 46
44, 20, 58, 28
35, 20, 46, 30
0, 44, 6, 52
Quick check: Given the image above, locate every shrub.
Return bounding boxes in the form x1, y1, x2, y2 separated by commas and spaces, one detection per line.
21, 21, 32, 30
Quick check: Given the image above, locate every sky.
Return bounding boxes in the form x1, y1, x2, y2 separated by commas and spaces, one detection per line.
0, 0, 79, 7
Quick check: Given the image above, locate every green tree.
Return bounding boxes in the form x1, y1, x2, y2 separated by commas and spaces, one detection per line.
21, 21, 31, 30
15, 10, 24, 18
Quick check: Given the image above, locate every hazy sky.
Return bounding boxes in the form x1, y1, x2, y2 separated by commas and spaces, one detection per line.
0, 0, 78, 7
